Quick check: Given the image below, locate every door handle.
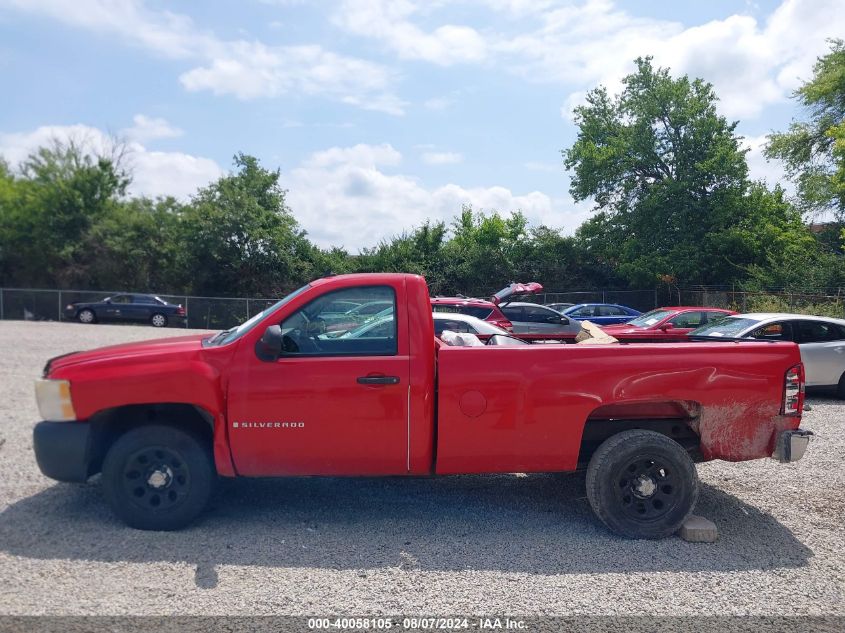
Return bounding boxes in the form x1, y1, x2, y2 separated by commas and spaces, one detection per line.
357, 375, 400, 385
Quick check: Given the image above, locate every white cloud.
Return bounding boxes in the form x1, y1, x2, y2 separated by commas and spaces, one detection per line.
333, 0, 487, 65
283, 143, 583, 250
0, 123, 223, 200
499, 0, 845, 121
122, 114, 183, 143
304, 143, 402, 168
421, 151, 463, 165
331, 0, 843, 121
1, 0, 405, 114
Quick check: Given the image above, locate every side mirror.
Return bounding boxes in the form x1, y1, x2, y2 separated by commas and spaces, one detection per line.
104, 298, 112, 304
661, 323, 674, 331
255, 325, 283, 362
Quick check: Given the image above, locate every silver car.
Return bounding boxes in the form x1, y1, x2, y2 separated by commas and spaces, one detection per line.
499, 302, 583, 336
690, 313, 845, 396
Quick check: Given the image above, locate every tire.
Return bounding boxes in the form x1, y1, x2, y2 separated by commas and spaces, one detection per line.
101, 425, 214, 531
78, 309, 96, 324
585, 429, 698, 539
837, 372, 845, 400
150, 313, 168, 328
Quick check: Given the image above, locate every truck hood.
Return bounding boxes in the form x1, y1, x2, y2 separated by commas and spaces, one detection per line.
44, 333, 210, 376
491, 282, 543, 305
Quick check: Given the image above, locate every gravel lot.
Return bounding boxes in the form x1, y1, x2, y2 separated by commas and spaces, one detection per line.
0, 320, 843, 616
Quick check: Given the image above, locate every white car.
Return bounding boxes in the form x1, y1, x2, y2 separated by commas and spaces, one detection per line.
432, 312, 510, 339
320, 311, 509, 342
690, 313, 845, 396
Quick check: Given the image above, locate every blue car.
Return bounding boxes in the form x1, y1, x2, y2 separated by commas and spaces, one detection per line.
561, 303, 642, 325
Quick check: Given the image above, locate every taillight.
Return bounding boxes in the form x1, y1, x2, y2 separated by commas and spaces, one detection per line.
782, 363, 804, 416
493, 319, 513, 332
176, 305, 186, 316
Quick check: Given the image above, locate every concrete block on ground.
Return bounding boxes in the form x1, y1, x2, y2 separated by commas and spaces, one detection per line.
678, 515, 718, 543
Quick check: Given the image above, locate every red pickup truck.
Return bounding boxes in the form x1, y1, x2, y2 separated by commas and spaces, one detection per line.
33, 273, 812, 539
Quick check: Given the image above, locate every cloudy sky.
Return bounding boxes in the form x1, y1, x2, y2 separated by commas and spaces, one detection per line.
0, 0, 841, 250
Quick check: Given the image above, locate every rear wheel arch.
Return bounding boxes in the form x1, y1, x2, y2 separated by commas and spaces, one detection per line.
577, 401, 702, 468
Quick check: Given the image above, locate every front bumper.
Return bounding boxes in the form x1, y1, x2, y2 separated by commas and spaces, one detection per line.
33, 420, 92, 482
772, 429, 813, 463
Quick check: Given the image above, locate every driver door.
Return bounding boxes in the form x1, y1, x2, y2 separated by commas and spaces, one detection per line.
227, 284, 410, 477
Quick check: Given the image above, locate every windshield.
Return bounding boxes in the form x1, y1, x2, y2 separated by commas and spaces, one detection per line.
625, 309, 675, 328
689, 317, 761, 337
213, 284, 311, 346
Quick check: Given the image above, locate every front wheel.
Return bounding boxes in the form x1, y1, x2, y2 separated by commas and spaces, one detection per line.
837, 372, 845, 399
150, 313, 168, 328
586, 429, 698, 539
78, 309, 96, 324
101, 425, 214, 530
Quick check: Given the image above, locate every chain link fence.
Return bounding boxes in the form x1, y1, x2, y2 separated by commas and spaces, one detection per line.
0, 288, 281, 330
1, 285, 843, 330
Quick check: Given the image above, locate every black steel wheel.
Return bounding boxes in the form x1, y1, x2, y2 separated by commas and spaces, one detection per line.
586, 429, 698, 539
102, 425, 214, 530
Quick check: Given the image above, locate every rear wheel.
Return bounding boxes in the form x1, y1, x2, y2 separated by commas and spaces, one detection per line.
586, 429, 698, 539
101, 425, 214, 530
78, 309, 96, 324
150, 313, 168, 328
837, 372, 845, 399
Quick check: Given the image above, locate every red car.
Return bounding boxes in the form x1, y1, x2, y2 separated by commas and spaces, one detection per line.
602, 307, 737, 342
430, 282, 544, 332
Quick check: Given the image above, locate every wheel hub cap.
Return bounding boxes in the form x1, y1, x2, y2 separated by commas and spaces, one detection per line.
632, 474, 657, 498
147, 465, 173, 489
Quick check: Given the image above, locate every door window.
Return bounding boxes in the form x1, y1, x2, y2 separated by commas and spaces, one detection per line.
570, 306, 595, 317
522, 306, 562, 324
598, 305, 625, 316
280, 286, 397, 356
500, 306, 524, 321
750, 321, 794, 341
795, 320, 845, 343
110, 295, 131, 304
669, 311, 707, 328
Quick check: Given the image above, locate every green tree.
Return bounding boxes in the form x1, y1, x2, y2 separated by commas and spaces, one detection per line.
0, 139, 130, 287
766, 39, 845, 219
178, 153, 314, 296
564, 57, 751, 286
85, 196, 185, 292
357, 221, 449, 291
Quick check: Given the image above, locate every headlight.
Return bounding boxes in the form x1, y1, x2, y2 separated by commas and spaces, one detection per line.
34, 379, 77, 421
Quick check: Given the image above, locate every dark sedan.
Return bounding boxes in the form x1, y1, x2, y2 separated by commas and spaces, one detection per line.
64, 294, 186, 327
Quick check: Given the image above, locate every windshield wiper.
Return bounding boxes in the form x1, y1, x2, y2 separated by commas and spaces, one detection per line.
208, 327, 237, 344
